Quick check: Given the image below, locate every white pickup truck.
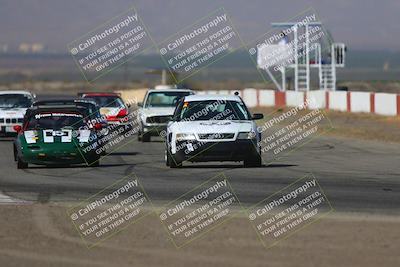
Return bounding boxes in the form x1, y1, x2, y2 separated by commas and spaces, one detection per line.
137, 88, 194, 142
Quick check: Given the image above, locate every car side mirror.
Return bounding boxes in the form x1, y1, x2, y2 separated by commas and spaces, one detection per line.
13, 125, 22, 133
252, 113, 264, 120
137, 102, 143, 107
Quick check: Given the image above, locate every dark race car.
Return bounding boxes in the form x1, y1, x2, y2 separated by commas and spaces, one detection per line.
79, 92, 130, 126
13, 105, 102, 169
32, 99, 108, 130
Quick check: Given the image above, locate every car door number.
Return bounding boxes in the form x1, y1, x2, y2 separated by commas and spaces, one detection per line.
43, 129, 72, 143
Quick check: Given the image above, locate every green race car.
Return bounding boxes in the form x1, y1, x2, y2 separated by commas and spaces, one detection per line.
13, 105, 102, 169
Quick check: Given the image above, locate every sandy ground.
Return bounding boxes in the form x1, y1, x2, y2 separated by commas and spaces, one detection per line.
253, 107, 400, 143
0, 204, 398, 267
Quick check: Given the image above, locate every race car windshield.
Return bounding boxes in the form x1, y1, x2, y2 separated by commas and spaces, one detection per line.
0, 94, 33, 108
87, 96, 125, 108
25, 113, 85, 130
75, 102, 100, 118
145, 92, 191, 108
177, 100, 251, 121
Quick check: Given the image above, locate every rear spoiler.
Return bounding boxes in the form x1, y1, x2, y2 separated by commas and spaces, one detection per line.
77, 92, 121, 97
33, 100, 74, 106
33, 104, 82, 110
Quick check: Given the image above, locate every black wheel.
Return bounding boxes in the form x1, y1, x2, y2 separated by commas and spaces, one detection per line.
166, 149, 182, 168
165, 149, 170, 167
137, 131, 142, 141
13, 145, 17, 162
17, 157, 28, 169
141, 133, 150, 142
91, 159, 100, 167
244, 154, 262, 168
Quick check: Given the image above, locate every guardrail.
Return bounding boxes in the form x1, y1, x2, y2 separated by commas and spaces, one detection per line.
198, 89, 400, 116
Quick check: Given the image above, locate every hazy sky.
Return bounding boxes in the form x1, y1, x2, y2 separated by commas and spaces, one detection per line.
0, 0, 399, 51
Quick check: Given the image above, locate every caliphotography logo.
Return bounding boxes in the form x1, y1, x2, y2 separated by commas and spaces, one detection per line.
1, 1, 399, 267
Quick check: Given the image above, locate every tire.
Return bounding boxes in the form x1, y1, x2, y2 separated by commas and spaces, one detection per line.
165, 149, 170, 167
17, 157, 28, 169
244, 154, 262, 168
166, 149, 182, 168
13, 145, 17, 162
91, 158, 100, 167
137, 131, 142, 141
141, 133, 150, 142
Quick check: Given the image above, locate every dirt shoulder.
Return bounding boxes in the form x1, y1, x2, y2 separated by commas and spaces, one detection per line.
252, 107, 400, 143
0, 204, 399, 267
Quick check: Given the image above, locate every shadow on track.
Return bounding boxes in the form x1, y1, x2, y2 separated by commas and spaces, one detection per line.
180, 163, 297, 169
0, 137, 16, 142
109, 151, 141, 156
25, 163, 133, 169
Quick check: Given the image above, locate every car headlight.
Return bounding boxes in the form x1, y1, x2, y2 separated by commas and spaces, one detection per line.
237, 131, 256, 140
139, 113, 146, 123
176, 133, 196, 141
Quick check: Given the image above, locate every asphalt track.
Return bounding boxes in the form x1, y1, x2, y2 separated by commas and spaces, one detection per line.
0, 94, 399, 215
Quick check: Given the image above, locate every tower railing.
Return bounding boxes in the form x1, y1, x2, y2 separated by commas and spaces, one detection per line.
257, 22, 345, 91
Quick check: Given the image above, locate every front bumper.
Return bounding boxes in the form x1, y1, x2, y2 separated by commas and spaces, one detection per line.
21, 145, 98, 165
142, 123, 167, 136
173, 139, 259, 162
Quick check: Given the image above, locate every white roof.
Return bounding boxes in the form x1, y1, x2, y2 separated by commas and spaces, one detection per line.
147, 88, 193, 93
0, 90, 33, 95
184, 94, 241, 102
154, 85, 177, 90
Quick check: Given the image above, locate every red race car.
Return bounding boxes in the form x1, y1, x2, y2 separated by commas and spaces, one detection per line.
78, 92, 131, 126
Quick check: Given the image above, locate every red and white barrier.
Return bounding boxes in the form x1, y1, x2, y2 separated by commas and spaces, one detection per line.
350, 92, 371, 113
328, 91, 348, 112
242, 88, 258, 108
306, 90, 326, 110
286, 91, 305, 107
258, 90, 275, 107
198, 89, 400, 116
217, 90, 230, 95
229, 90, 243, 97
374, 93, 398, 116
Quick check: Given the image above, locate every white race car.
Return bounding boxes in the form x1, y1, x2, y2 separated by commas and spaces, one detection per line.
137, 88, 194, 142
0, 91, 35, 135
165, 94, 264, 168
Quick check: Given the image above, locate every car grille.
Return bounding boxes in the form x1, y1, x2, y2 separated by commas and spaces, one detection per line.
198, 133, 235, 140
146, 116, 170, 124
0, 118, 23, 124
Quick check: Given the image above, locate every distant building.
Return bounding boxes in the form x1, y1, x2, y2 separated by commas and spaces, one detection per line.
31, 43, 44, 53
18, 43, 31, 53
18, 43, 45, 53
